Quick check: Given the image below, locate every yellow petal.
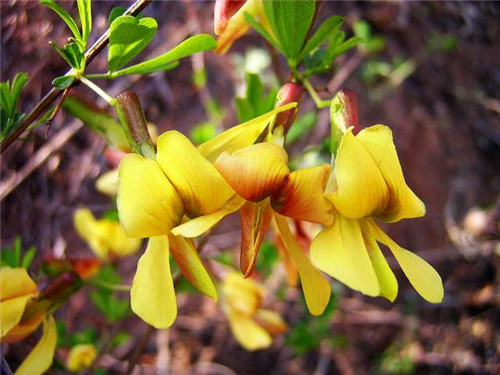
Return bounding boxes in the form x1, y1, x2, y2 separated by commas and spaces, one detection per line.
325, 129, 389, 219
360, 221, 398, 301
223, 272, 263, 316
171, 195, 245, 238
240, 200, 273, 277
254, 309, 288, 334
198, 103, 297, 163
169, 234, 217, 300
356, 125, 425, 222
1, 296, 37, 338
368, 220, 443, 303
2, 313, 44, 343
310, 214, 380, 297
131, 236, 177, 328
156, 131, 234, 217
215, 143, 289, 202
15, 315, 57, 375
73, 209, 109, 259
0, 267, 38, 301
271, 164, 333, 226
117, 154, 183, 238
107, 222, 142, 258
274, 214, 331, 315
95, 169, 119, 196
226, 309, 272, 351
66, 344, 97, 372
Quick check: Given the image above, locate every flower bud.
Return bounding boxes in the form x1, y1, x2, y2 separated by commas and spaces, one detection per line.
214, 0, 247, 35
272, 83, 304, 136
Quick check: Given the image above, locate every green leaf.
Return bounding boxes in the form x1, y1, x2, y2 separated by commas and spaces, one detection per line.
14, 237, 21, 267
108, 15, 158, 72
52, 75, 75, 90
21, 246, 37, 270
109, 6, 126, 26
263, 0, 315, 61
329, 36, 362, 61
235, 73, 276, 123
41, 0, 82, 42
77, 0, 92, 45
297, 15, 343, 63
190, 122, 217, 144
10, 73, 29, 113
244, 12, 281, 52
286, 111, 317, 143
0, 83, 12, 116
111, 34, 216, 77
50, 42, 84, 70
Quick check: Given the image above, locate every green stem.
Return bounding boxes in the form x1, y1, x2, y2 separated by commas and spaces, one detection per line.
303, 79, 330, 109
80, 76, 116, 105
85, 73, 112, 80
87, 279, 131, 292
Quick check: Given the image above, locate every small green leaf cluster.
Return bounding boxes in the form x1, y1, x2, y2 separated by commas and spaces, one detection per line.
236, 73, 277, 123
0, 72, 28, 140
246, 0, 361, 78
0, 237, 37, 270
89, 266, 130, 323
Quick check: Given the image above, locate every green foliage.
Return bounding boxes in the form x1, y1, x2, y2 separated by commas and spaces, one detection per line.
0, 72, 28, 141
285, 291, 341, 355
101, 209, 120, 222
89, 266, 130, 323
52, 75, 76, 90
353, 20, 386, 54
110, 34, 217, 77
427, 32, 457, 53
256, 241, 279, 278
190, 122, 217, 144
374, 345, 415, 375
286, 111, 317, 143
263, 0, 316, 63
296, 15, 343, 63
49, 42, 85, 71
1, 237, 37, 270
236, 73, 277, 123
108, 15, 158, 73
56, 322, 98, 348
41, 0, 92, 52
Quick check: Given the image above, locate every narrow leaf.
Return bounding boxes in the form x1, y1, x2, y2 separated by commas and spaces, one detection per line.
108, 15, 158, 72
41, 0, 82, 41
22, 246, 37, 270
77, 0, 92, 44
244, 12, 281, 52
297, 15, 343, 63
52, 75, 75, 90
111, 34, 216, 77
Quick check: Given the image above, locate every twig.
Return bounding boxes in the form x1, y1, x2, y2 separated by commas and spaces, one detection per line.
0, 0, 152, 154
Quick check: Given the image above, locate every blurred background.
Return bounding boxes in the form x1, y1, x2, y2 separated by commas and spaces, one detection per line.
1, 1, 499, 374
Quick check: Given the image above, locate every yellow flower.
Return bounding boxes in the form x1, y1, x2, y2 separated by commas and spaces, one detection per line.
214, 0, 273, 54
66, 344, 97, 372
169, 103, 331, 316
74, 208, 141, 260
0, 268, 57, 375
117, 105, 299, 328
222, 272, 287, 351
273, 125, 444, 303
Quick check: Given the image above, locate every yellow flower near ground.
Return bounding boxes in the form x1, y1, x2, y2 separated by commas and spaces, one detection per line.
222, 272, 287, 351
66, 344, 97, 372
273, 125, 444, 303
0, 268, 57, 375
73, 208, 141, 260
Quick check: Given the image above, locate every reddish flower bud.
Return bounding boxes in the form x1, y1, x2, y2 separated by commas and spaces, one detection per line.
273, 83, 304, 135
214, 0, 247, 35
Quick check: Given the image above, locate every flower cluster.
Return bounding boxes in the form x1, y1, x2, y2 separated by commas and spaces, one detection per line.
116, 97, 443, 332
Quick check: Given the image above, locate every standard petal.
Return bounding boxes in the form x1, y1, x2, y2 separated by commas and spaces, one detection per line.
356, 125, 425, 222
226, 309, 272, 351
131, 236, 177, 328
95, 169, 119, 196
325, 129, 389, 219
198, 103, 297, 163
240, 200, 273, 277
360, 221, 398, 301
215, 143, 289, 202
117, 154, 183, 238
271, 164, 333, 226
171, 195, 245, 238
156, 131, 234, 217
368, 220, 443, 303
169, 234, 217, 300
310, 214, 380, 297
274, 214, 331, 316
15, 315, 57, 375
